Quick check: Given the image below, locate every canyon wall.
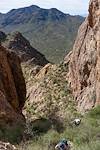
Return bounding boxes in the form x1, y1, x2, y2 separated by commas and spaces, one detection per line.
65, 0, 100, 112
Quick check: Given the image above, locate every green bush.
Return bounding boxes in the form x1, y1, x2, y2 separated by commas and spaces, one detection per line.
88, 106, 100, 119
0, 123, 25, 144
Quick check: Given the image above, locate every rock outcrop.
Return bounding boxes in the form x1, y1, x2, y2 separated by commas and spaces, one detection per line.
65, 0, 100, 112
0, 45, 26, 141
1, 31, 49, 77
0, 141, 17, 150
2, 31, 49, 66
24, 63, 74, 124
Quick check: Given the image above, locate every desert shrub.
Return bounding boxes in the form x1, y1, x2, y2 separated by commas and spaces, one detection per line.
0, 123, 25, 144
87, 106, 100, 119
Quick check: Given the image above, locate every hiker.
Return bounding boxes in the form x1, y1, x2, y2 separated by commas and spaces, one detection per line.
72, 118, 81, 126
55, 139, 70, 150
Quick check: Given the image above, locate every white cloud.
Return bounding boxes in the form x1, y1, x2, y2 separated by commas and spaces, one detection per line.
0, 0, 89, 15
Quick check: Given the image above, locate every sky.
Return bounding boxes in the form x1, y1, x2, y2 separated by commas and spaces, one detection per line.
0, 0, 89, 15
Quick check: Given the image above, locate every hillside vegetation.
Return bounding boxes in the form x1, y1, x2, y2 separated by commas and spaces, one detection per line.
0, 1, 100, 150
0, 5, 84, 63
19, 106, 100, 150
20, 62, 100, 150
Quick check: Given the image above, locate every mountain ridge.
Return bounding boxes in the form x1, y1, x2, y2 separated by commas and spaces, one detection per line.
0, 5, 84, 16
0, 5, 84, 63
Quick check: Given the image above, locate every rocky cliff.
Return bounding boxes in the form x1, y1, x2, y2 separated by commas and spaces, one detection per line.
65, 0, 100, 112
0, 31, 49, 77
1, 31, 49, 66
0, 45, 26, 141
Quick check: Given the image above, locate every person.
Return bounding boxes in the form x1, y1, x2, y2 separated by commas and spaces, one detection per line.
55, 139, 70, 150
73, 118, 81, 126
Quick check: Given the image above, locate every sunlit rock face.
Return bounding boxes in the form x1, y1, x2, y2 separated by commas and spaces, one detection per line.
65, 0, 100, 112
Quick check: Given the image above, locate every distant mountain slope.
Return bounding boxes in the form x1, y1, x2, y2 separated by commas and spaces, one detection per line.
0, 5, 84, 63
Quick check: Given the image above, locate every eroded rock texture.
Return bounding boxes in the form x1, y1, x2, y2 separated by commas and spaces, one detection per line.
65, 0, 100, 112
0, 45, 26, 141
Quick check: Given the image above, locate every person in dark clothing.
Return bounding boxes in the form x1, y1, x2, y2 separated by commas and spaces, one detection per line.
55, 139, 70, 150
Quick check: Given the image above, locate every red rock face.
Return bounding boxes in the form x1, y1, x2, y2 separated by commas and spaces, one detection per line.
65, 0, 100, 112
0, 45, 26, 129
